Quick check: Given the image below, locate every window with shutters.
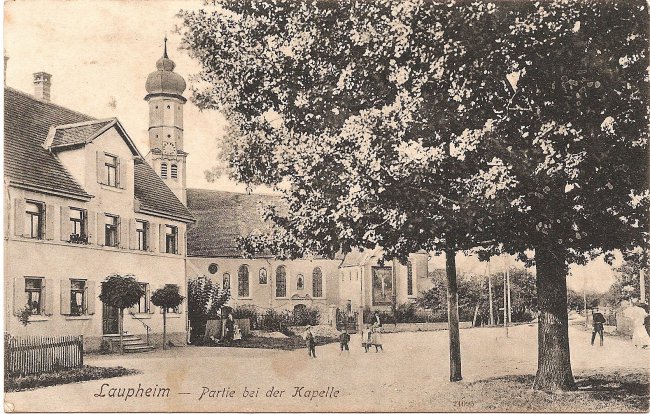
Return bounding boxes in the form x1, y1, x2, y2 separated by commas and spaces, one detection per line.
165, 225, 178, 254
70, 279, 86, 316
105, 154, 118, 187
161, 163, 168, 179
312, 268, 323, 298
69, 208, 87, 244
171, 164, 178, 179
25, 277, 43, 315
276, 266, 287, 298
137, 283, 149, 313
238, 265, 250, 297
24, 201, 44, 239
136, 220, 148, 250
105, 215, 119, 247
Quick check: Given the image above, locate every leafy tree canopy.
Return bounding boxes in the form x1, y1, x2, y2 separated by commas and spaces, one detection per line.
188, 277, 230, 320
181, 0, 648, 264
99, 274, 144, 310
151, 284, 185, 310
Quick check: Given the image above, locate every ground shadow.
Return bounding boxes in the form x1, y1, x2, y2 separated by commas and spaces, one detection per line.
574, 372, 649, 408
468, 371, 649, 412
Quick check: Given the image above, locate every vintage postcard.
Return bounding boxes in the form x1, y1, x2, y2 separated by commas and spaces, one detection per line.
3, 0, 649, 412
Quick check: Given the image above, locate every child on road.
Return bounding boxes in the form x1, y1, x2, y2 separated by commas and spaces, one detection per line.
361, 324, 370, 352
305, 325, 317, 358
339, 328, 350, 355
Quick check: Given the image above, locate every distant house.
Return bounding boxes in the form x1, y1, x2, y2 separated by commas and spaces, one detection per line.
4, 45, 194, 352
339, 248, 428, 314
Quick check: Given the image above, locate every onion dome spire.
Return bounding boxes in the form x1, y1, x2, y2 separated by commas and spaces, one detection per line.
145, 36, 186, 100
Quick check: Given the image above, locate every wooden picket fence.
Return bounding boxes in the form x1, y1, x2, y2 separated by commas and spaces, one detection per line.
5, 334, 84, 375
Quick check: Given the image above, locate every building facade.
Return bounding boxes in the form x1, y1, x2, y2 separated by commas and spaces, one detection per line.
339, 248, 429, 314
4, 47, 194, 351
184, 189, 342, 324
183, 189, 429, 325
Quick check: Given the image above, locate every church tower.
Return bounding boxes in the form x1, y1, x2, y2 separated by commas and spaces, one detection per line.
145, 37, 188, 205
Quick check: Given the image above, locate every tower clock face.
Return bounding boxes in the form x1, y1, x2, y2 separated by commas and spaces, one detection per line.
162, 142, 176, 155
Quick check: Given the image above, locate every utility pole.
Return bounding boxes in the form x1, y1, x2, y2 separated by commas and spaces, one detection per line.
503, 263, 508, 338
506, 267, 512, 324
583, 273, 588, 330
488, 261, 494, 326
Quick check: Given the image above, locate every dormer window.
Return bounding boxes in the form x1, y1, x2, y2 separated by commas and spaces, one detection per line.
105, 154, 118, 187
171, 164, 178, 179
161, 163, 168, 179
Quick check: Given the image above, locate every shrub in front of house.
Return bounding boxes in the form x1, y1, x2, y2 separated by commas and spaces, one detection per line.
292, 306, 320, 327
232, 305, 259, 329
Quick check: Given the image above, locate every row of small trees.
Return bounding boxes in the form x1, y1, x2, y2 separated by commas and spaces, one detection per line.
418, 268, 537, 325
99, 274, 184, 354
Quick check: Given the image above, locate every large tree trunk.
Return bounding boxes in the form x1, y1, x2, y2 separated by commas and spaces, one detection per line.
163, 310, 167, 350
533, 243, 577, 391
119, 308, 124, 355
445, 249, 462, 382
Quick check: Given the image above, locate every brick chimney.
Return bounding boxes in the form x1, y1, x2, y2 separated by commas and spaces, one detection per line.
33, 72, 52, 102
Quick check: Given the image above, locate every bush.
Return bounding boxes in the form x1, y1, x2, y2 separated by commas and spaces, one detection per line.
258, 307, 320, 331
364, 304, 442, 324
293, 306, 320, 326
232, 305, 259, 328
188, 277, 230, 342
5, 365, 139, 392
259, 309, 292, 332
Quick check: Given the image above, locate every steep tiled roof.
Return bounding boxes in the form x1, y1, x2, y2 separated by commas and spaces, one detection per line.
50, 119, 115, 148
4, 87, 193, 221
186, 188, 283, 257
134, 159, 194, 222
4, 88, 92, 199
340, 247, 383, 268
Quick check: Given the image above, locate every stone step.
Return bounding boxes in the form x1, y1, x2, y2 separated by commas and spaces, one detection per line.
103, 336, 138, 342
124, 344, 155, 353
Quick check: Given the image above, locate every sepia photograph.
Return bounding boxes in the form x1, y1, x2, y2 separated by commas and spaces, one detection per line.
3, 0, 649, 412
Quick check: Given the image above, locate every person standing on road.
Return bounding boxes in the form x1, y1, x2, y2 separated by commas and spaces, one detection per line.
224, 313, 235, 345
371, 322, 383, 352
591, 310, 606, 346
632, 304, 650, 349
361, 324, 370, 352
339, 328, 350, 355
305, 325, 317, 358
373, 311, 382, 328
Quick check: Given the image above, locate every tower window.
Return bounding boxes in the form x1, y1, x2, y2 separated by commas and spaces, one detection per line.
167, 134, 171, 138
171, 164, 178, 179
167, 105, 170, 109
161, 163, 168, 179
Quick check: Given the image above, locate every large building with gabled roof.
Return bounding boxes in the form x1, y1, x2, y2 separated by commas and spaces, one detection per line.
4, 51, 194, 351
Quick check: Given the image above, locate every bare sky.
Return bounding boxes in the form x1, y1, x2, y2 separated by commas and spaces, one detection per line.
3, 0, 620, 293
4, 0, 252, 194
